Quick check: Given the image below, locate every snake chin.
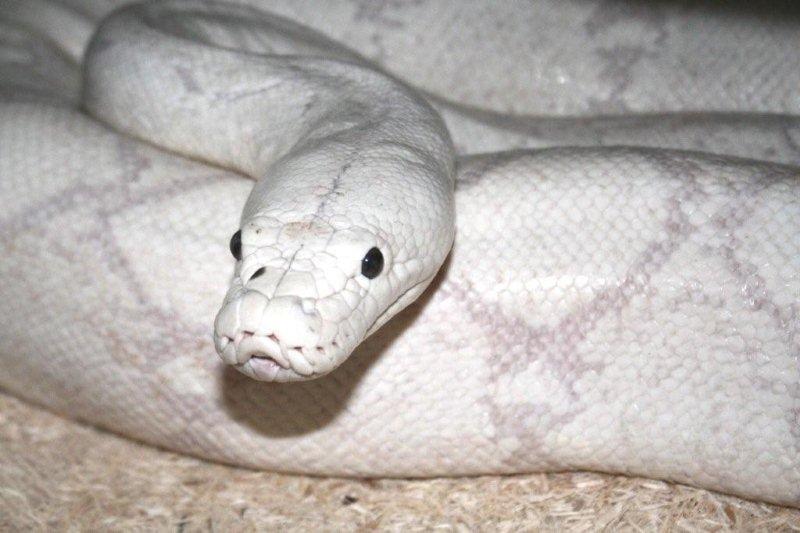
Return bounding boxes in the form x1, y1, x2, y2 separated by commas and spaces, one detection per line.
236, 354, 284, 381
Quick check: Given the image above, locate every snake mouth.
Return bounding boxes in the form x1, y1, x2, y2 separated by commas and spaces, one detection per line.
216, 331, 332, 382
235, 352, 291, 381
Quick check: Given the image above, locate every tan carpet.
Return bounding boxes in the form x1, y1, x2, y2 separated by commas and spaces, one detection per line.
1, 393, 798, 532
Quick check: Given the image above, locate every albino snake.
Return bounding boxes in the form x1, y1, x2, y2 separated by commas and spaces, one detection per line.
0, 0, 798, 507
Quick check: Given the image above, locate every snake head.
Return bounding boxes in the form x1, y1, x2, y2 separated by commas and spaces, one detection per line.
213, 212, 450, 382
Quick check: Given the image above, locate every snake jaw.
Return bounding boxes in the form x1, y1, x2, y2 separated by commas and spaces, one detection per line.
217, 328, 337, 382
213, 288, 350, 381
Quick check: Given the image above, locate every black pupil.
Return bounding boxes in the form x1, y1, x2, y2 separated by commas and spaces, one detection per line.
250, 267, 266, 281
230, 230, 242, 260
361, 247, 384, 279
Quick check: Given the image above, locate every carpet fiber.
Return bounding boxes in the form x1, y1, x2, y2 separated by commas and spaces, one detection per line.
2, 394, 798, 531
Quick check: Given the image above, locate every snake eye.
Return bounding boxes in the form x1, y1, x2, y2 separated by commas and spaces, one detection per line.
229, 230, 242, 260
249, 267, 266, 281
361, 247, 384, 279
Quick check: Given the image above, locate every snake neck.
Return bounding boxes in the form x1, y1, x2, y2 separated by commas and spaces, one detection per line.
82, 0, 457, 380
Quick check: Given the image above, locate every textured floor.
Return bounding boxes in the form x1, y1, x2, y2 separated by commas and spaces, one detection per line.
2, 394, 798, 531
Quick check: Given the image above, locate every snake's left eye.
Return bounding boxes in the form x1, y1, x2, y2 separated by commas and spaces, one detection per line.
361, 247, 384, 279
230, 230, 242, 260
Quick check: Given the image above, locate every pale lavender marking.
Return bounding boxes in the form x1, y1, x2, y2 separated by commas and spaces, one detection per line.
441, 153, 708, 468
173, 65, 201, 94
704, 173, 800, 459
1, 133, 240, 454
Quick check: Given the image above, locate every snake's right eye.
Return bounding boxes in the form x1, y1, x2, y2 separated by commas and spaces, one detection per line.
230, 230, 242, 260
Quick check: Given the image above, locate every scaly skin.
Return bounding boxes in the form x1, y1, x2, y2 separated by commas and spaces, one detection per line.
0, 0, 798, 506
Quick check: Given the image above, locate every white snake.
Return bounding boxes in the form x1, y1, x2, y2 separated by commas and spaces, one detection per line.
0, 0, 798, 507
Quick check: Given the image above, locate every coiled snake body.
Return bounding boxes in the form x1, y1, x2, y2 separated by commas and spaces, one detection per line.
0, 0, 798, 506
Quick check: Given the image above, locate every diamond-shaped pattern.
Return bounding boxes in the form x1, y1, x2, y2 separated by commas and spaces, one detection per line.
0, 0, 799, 509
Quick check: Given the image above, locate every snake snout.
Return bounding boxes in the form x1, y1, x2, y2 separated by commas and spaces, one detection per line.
214, 291, 340, 381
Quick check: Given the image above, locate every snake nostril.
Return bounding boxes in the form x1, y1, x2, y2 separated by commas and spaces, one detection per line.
249, 267, 266, 281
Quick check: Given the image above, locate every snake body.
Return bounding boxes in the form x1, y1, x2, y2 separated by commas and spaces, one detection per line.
0, 0, 798, 506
